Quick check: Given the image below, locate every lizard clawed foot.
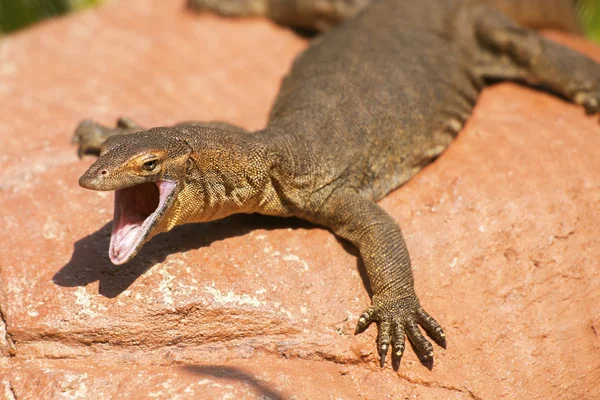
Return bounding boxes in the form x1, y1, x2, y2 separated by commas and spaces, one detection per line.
72, 117, 144, 158
355, 295, 445, 371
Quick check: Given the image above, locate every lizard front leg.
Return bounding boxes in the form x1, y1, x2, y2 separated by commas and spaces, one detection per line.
303, 189, 446, 370
72, 117, 144, 158
474, 8, 600, 115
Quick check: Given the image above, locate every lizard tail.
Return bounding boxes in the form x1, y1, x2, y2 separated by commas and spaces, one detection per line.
488, 0, 594, 34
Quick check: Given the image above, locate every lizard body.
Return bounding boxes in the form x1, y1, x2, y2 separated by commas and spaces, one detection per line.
186, 0, 587, 33
75, 0, 600, 370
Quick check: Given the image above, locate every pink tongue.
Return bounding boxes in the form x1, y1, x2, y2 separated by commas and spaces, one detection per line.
110, 183, 160, 263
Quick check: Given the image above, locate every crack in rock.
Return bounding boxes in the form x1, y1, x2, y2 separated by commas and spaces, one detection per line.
2, 380, 17, 400
397, 373, 482, 400
549, 216, 579, 244
0, 301, 16, 356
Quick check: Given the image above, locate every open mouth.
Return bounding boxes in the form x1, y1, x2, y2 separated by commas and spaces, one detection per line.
109, 180, 178, 265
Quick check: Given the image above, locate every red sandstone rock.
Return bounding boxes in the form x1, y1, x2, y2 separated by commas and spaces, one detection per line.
0, 1, 599, 399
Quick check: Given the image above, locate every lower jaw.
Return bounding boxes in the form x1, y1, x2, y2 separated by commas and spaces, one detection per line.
109, 180, 179, 264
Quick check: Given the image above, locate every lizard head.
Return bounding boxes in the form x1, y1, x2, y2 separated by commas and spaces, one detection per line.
79, 128, 192, 265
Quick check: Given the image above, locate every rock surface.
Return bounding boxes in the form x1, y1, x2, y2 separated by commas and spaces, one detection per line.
1, 1, 599, 399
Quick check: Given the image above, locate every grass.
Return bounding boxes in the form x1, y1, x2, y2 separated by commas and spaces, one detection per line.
0, 0, 102, 33
582, 0, 600, 42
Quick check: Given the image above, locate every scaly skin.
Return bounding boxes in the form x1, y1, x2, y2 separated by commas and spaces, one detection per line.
75, 0, 600, 370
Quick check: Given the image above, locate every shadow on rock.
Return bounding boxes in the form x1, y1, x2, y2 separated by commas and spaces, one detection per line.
53, 214, 312, 298
182, 365, 285, 400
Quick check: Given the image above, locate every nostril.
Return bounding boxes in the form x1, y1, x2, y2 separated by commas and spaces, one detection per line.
101, 170, 107, 175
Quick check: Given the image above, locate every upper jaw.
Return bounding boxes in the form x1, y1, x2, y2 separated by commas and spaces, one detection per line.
109, 180, 179, 265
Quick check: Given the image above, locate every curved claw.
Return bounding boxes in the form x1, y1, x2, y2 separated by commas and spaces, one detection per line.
420, 357, 434, 371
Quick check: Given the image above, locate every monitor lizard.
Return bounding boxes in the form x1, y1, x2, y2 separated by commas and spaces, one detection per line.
73, 0, 600, 370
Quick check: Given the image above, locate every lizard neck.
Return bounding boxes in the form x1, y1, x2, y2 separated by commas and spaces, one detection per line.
166, 127, 290, 229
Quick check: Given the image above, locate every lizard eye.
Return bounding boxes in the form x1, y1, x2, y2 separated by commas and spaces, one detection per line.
142, 159, 158, 172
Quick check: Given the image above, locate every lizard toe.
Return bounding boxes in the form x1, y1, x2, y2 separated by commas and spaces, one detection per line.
116, 116, 140, 129
354, 305, 377, 334
72, 119, 110, 157
377, 319, 392, 367
405, 320, 435, 368
416, 307, 446, 349
391, 322, 406, 371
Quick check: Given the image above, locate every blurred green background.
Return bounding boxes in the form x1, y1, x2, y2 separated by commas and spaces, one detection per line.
0, 0, 599, 40
0, 0, 101, 33
582, 1, 600, 41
